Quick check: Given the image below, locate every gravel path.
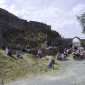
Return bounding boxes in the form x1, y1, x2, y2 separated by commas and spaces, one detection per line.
5, 55, 85, 85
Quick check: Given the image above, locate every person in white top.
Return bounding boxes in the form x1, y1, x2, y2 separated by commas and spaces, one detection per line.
84, 51, 85, 55
61, 53, 65, 60
5, 47, 9, 54
38, 49, 42, 58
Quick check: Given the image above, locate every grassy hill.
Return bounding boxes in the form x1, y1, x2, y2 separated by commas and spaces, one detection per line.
3, 28, 61, 55
0, 28, 60, 82
0, 49, 59, 83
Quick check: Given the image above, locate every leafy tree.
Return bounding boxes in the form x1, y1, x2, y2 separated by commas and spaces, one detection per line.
77, 12, 85, 34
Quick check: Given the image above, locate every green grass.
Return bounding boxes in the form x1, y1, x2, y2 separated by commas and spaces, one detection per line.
0, 49, 59, 83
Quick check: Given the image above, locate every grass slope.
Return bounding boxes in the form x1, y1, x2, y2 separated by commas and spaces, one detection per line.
0, 29, 60, 82
0, 49, 59, 83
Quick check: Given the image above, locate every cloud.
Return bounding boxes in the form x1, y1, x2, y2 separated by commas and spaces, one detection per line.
0, 0, 7, 9
72, 4, 85, 15
0, 5, 6, 9
0, 0, 6, 4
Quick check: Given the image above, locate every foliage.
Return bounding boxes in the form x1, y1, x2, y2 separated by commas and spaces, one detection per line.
3, 28, 61, 56
77, 12, 85, 34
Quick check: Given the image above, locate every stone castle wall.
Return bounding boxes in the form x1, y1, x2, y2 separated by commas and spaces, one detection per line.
27, 21, 51, 30
0, 8, 51, 42
81, 39, 85, 47
0, 8, 27, 30
0, 8, 85, 46
62, 38, 85, 48
0, 8, 51, 31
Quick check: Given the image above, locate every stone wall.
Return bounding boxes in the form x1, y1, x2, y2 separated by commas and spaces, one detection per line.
0, 8, 51, 42
0, 8, 85, 46
61, 38, 85, 48
81, 39, 85, 47
61, 38, 72, 48
27, 21, 51, 31
0, 8, 51, 31
0, 8, 27, 30
0, 27, 3, 43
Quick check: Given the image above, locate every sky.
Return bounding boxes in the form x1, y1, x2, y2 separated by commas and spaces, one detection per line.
0, 0, 85, 39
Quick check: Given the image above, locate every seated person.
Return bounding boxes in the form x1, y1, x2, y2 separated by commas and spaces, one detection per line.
16, 52, 23, 59
8, 48, 13, 57
44, 40, 48, 47
56, 52, 62, 60
61, 52, 65, 60
38, 49, 42, 58
26, 44, 31, 49
76, 50, 80, 56
56, 56, 62, 60
1, 42, 6, 50
16, 52, 20, 58
22, 47, 27, 52
64, 51, 67, 57
5, 47, 9, 54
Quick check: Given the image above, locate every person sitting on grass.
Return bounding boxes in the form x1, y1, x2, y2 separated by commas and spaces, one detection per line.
16, 52, 23, 59
6, 47, 13, 57
48, 58, 55, 68
56, 56, 62, 60
1, 41, 6, 50
16, 52, 20, 58
61, 52, 65, 60
5, 47, 9, 54
56, 51, 62, 60
22, 47, 27, 52
26, 44, 31, 49
38, 49, 43, 58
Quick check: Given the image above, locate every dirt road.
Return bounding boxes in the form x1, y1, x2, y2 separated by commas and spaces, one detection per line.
5, 55, 85, 85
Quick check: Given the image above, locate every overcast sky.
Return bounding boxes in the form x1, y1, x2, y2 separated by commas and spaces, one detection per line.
0, 0, 85, 39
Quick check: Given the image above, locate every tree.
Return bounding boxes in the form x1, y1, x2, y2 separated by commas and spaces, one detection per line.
77, 12, 85, 34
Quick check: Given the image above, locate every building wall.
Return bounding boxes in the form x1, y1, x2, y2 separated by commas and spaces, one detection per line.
27, 21, 51, 31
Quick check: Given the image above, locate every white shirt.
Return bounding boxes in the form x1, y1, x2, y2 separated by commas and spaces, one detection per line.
6, 48, 9, 53
62, 54, 64, 58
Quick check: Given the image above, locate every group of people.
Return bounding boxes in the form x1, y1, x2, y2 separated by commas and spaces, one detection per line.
47, 46, 85, 68
5, 46, 13, 57
56, 51, 67, 61
0, 40, 23, 59
72, 47, 85, 59
5, 46, 23, 59
56, 48, 72, 61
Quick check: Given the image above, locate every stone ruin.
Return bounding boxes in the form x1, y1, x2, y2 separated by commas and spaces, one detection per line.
61, 37, 85, 48
0, 8, 51, 42
0, 8, 85, 47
